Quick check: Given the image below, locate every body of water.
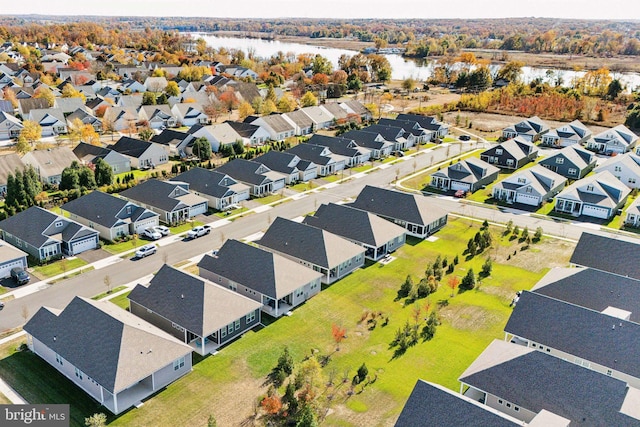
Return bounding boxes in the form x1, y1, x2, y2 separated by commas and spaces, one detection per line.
195, 33, 640, 90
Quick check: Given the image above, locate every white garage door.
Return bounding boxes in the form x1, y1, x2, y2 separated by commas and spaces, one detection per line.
135, 218, 159, 235
189, 202, 208, 217
582, 205, 610, 219
272, 179, 286, 191
450, 181, 471, 191
71, 236, 98, 255
0, 259, 26, 279
516, 194, 541, 206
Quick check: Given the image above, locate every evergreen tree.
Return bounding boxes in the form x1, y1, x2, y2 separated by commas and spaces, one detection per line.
460, 269, 476, 290
94, 158, 114, 186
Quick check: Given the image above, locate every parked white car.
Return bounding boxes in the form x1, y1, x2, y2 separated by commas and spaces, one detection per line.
187, 225, 211, 239
135, 244, 157, 258
154, 225, 170, 236
143, 228, 162, 240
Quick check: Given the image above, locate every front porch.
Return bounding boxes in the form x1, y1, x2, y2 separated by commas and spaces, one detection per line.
555, 199, 581, 216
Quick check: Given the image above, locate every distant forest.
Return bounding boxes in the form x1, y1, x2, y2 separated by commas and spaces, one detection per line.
1, 16, 640, 57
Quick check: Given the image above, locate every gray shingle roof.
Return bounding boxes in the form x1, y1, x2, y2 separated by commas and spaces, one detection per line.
111, 136, 154, 159
120, 179, 188, 212
286, 143, 333, 166
23, 146, 77, 179
215, 158, 271, 186
395, 380, 519, 427
171, 167, 245, 199
129, 265, 261, 337
24, 296, 192, 394
459, 340, 640, 426
556, 170, 630, 208
504, 291, 640, 380
350, 185, 448, 228
570, 233, 640, 280
258, 217, 364, 270
303, 203, 406, 247
0, 206, 65, 248
0, 153, 25, 186
254, 151, 298, 175
197, 239, 322, 299
61, 191, 156, 229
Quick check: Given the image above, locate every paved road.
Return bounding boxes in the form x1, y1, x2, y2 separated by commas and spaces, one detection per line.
0, 141, 628, 330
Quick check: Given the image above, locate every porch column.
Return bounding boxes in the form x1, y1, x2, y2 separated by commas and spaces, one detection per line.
152, 371, 155, 390
114, 394, 118, 415
100, 386, 104, 404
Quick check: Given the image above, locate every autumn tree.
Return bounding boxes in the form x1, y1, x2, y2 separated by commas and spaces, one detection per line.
301, 91, 317, 107
497, 61, 525, 83
61, 84, 86, 102
34, 85, 56, 107
2, 87, 17, 108
260, 99, 278, 115
331, 324, 346, 351
138, 127, 154, 141
219, 88, 239, 112
84, 413, 107, 427
311, 73, 329, 86
261, 394, 282, 415
142, 91, 156, 105
447, 275, 460, 297
402, 77, 417, 92
165, 81, 180, 97
332, 69, 348, 85
277, 93, 297, 113
68, 118, 99, 145
311, 54, 333, 75
19, 120, 41, 146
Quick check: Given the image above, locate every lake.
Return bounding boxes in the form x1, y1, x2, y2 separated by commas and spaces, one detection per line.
194, 33, 640, 90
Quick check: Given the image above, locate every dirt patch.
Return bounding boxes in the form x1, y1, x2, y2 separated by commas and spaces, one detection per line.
326, 388, 399, 427
439, 305, 501, 331
493, 235, 574, 273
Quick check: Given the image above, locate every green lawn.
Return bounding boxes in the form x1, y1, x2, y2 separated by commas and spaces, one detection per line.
32, 258, 88, 279
351, 164, 374, 173
290, 181, 316, 192
108, 291, 131, 310
214, 207, 249, 218
0, 219, 572, 427
92, 286, 128, 301
321, 174, 342, 183
255, 193, 287, 205
172, 221, 204, 234
102, 237, 147, 255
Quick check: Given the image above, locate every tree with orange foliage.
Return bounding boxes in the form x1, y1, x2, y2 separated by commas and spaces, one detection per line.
312, 73, 329, 86
218, 89, 239, 112
261, 394, 282, 415
331, 324, 346, 351
447, 276, 460, 297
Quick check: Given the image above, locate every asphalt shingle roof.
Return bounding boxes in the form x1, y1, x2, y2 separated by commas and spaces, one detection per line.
570, 232, 640, 280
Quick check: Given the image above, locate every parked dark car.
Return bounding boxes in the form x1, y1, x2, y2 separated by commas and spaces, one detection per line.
10, 267, 30, 285
459, 135, 471, 141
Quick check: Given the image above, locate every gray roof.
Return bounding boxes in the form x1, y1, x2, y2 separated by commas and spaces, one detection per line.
258, 217, 365, 270
0, 153, 25, 186
120, 179, 189, 212
72, 142, 123, 165
61, 191, 157, 229
533, 267, 640, 323
29, 108, 66, 125
341, 129, 391, 150
504, 291, 640, 380
223, 120, 263, 138
128, 265, 261, 337
197, 239, 322, 299
54, 97, 85, 114
111, 136, 156, 159
482, 136, 537, 161
570, 233, 640, 280
504, 116, 549, 135
492, 165, 566, 197
171, 167, 247, 199
0, 206, 70, 248
284, 109, 314, 129
395, 380, 520, 427
22, 146, 77, 179
254, 151, 299, 175
546, 119, 591, 141
24, 296, 192, 394
19, 97, 49, 114
431, 157, 499, 183
557, 170, 630, 208
286, 143, 333, 166
255, 114, 295, 133
215, 158, 271, 186
540, 145, 595, 170
459, 340, 640, 426
303, 203, 406, 247
307, 134, 363, 158
151, 129, 192, 147
0, 238, 27, 262
350, 185, 448, 228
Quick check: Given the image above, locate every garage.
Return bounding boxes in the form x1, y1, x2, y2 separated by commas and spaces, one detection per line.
271, 178, 286, 191
451, 181, 471, 192
582, 205, 611, 219
189, 202, 208, 217
135, 218, 159, 235
516, 193, 541, 206
70, 236, 98, 255
0, 258, 27, 279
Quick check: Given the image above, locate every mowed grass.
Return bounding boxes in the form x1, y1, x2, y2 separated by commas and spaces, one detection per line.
0, 218, 569, 427
32, 258, 88, 278
108, 291, 131, 310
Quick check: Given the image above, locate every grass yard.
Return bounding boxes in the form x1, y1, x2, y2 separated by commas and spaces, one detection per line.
91, 286, 128, 301
171, 221, 204, 234
102, 238, 147, 255
213, 207, 249, 218
108, 291, 131, 310
32, 258, 88, 279
256, 193, 287, 205
0, 218, 574, 427
290, 182, 316, 192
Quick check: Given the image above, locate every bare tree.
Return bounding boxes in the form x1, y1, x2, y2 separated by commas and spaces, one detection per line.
104, 275, 112, 294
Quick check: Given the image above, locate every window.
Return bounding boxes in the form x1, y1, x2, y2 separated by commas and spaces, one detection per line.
172, 322, 185, 332
234, 320, 240, 330
607, 369, 612, 376
586, 185, 594, 191
221, 328, 227, 338
629, 178, 637, 184
614, 165, 622, 172
514, 406, 520, 412
75, 367, 83, 380
526, 187, 532, 193
173, 356, 185, 371
555, 157, 564, 164
506, 403, 512, 408
229, 283, 237, 291
517, 177, 526, 183
497, 399, 503, 405
55, 221, 63, 228
228, 323, 234, 334
495, 148, 503, 155
246, 311, 256, 323
568, 168, 577, 176
506, 159, 514, 166
55, 353, 63, 366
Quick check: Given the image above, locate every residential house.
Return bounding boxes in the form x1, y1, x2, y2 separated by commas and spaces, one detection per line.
396, 113, 449, 140
233, 81, 262, 103
341, 129, 394, 158
188, 123, 241, 153
480, 136, 539, 170
224, 120, 270, 146
378, 117, 434, 144
362, 124, 416, 151
170, 167, 250, 211
320, 103, 350, 125
492, 165, 566, 206
430, 157, 500, 193
538, 145, 597, 179
103, 107, 138, 132
0, 153, 26, 194
73, 142, 131, 174
0, 239, 28, 279
595, 152, 640, 189
501, 116, 549, 141
0, 206, 99, 261
570, 232, 640, 280
215, 158, 284, 196
504, 291, 640, 388
138, 105, 177, 130
53, 98, 86, 116
24, 297, 193, 415
143, 76, 168, 93
339, 99, 373, 122
258, 217, 365, 284
350, 185, 448, 238
220, 66, 258, 80
587, 125, 638, 155
0, 111, 22, 140
532, 267, 640, 323
61, 191, 159, 242
625, 197, 640, 227
65, 108, 102, 132
29, 108, 67, 136
458, 339, 640, 425
120, 79, 146, 94
245, 114, 296, 141
286, 143, 344, 176
21, 146, 78, 185
150, 129, 194, 157
554, 170, 630, 219
18, 97, 49, 116
307, 134, 370, 167
198, 239, 323, 317
301, 106, 335, 130
303, 203, 406, 261
283, 109, 314, 135
110, 136, 169, 169
171, 103, 209, 127
395, 380, 522, 427
128, 265, 262, 356
540, 120, 591, 147
117, 94, 144, 110
253, 150, 308, 184
120, 179, 208, 224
